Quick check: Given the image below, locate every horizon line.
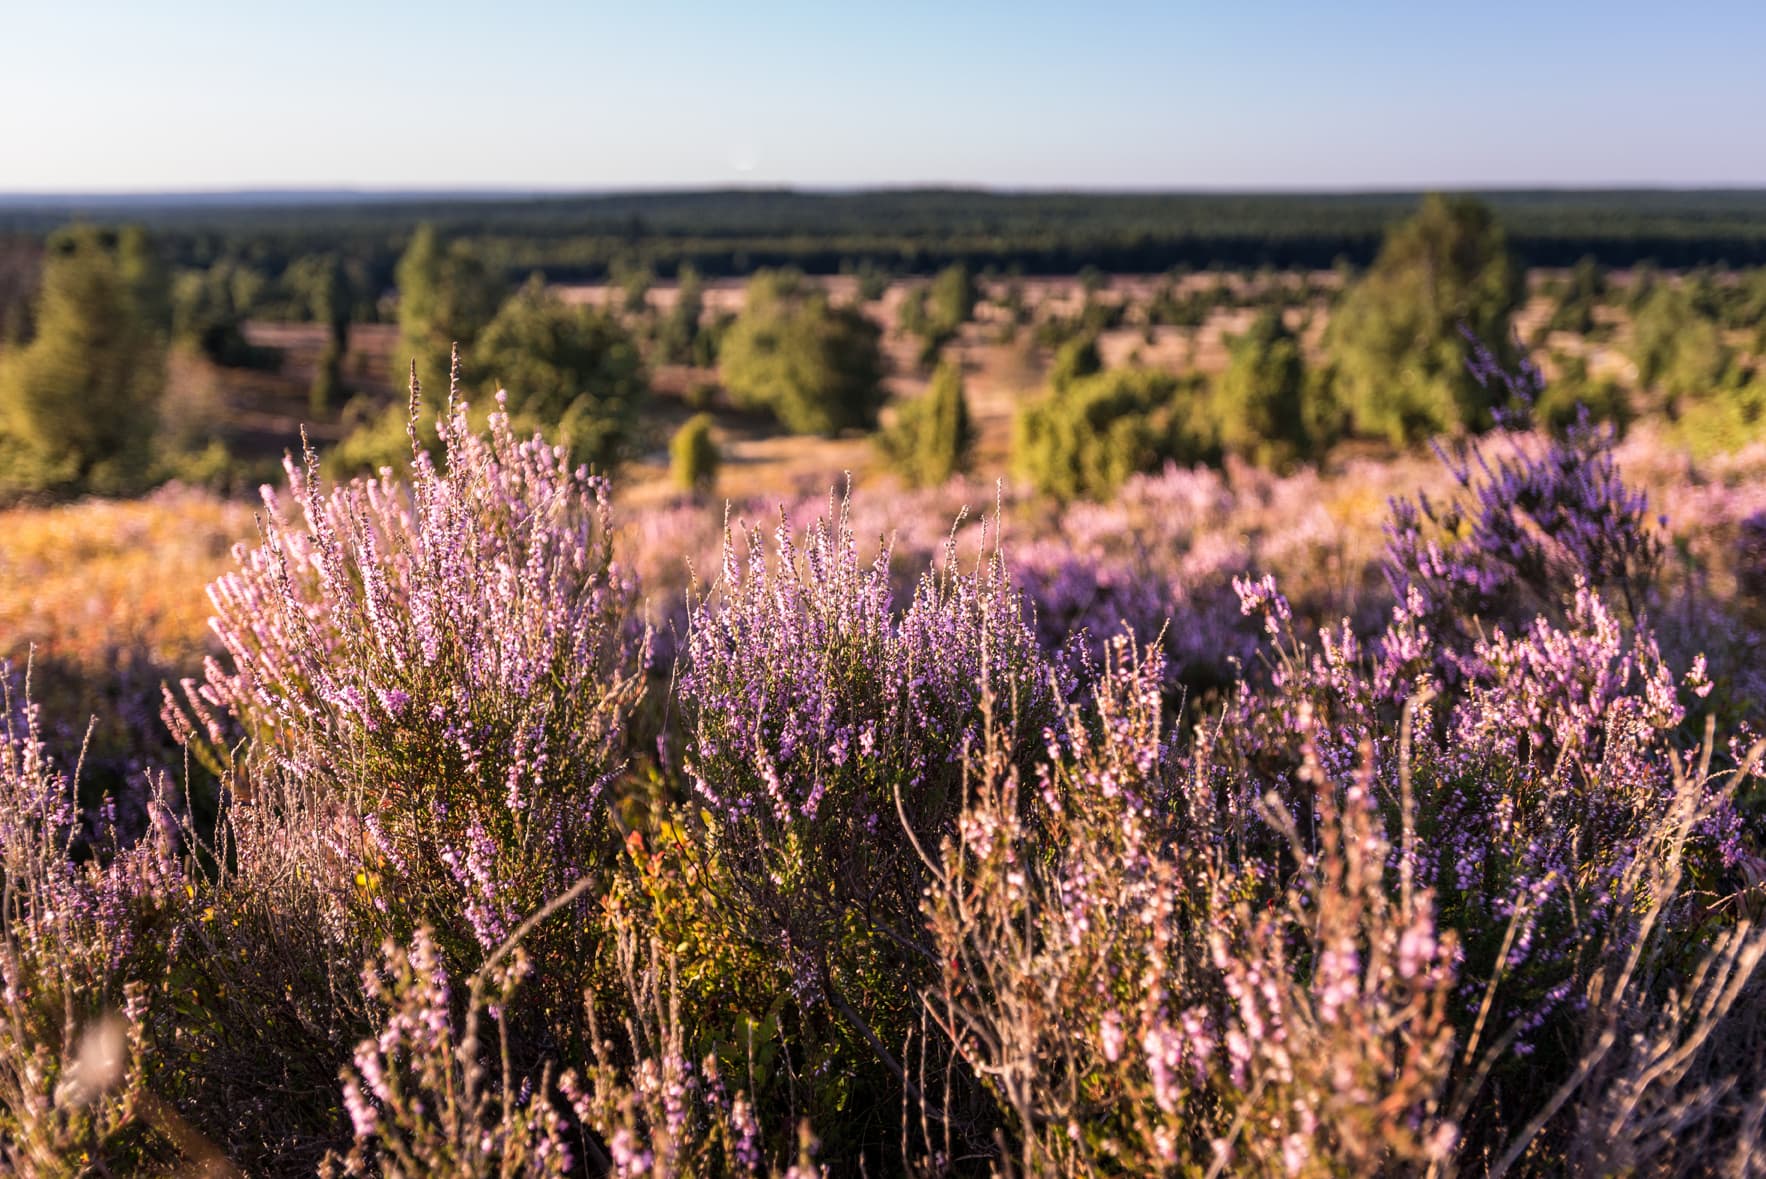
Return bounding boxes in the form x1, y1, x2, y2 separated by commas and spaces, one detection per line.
5, 181, 1766, 205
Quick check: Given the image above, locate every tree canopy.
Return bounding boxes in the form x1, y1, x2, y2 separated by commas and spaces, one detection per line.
0, 225, 168, 497
470, 277, 648, 472
1327, 194, 1523, 445
718, 270, 886, 436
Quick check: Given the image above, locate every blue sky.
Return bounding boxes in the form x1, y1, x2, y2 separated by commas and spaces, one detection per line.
3, 0, 1762, 191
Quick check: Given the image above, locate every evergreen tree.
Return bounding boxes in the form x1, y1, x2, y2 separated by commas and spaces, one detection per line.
880, 359, 975, 487
657, 263, 704, 365
470, 277, 648, 471
0, 225, 168, 496
1214, 310, 1322, 469
670, 412, 721, 496
928, 264, 977, 336
290, 254, 352, 413
719, 270, 885, 436
1014, 368, 1216, 500
1048, 333, 1102, 394
395, 224, 505, 399
1326, 194, 1522, 445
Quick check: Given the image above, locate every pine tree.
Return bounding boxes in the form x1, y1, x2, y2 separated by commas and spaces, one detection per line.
881, 360, 975, 487
395, 224, 504, 400
1215, 310, 1319, 469
670, 413, 721, 496
1326, 194, 1522, 445
0, 225, 167, 496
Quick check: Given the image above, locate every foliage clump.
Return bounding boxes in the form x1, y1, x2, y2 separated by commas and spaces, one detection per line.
1015, 366, 1216, 499
878, 359, 975, 487
470, 276, 648, 471
669, 412, 720, 496
1214, 308, 1333, 468
1327, 194, 1524, 444
0, 226, 168, 498
718, 270, 886, 436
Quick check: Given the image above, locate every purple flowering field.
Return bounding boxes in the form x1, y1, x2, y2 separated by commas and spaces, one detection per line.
5, 345, 1766, 1178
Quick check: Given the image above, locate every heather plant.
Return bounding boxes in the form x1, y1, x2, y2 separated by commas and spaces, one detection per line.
168, 370, 649, 981
1381, 341, 1665, 687
325, 884, 594, 1179
1223, 552, 1762, 1168
921, 640, 1461, 1175
0, 666, 192, 1173
569, 914, 827, 1178
9, 308, 1766, 1176
673, 493, 1060, 1148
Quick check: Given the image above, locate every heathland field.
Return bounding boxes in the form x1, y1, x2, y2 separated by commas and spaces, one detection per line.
3, 193, 1766, 1174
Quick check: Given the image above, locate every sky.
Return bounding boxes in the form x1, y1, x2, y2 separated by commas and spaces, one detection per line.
3, 0, 1763, 193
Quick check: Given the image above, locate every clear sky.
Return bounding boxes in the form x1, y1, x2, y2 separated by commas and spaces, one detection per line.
3, 0, 1762, 192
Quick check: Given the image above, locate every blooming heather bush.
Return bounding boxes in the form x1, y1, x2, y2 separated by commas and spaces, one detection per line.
921, 641, 1460, 1174
0, 666, 190, 1172
673, 494, 1059, 1142
170, 375, 647, 972
8, 338, 1766, 1175
1383, 345, 1665, 691
327, 923, 579, 1179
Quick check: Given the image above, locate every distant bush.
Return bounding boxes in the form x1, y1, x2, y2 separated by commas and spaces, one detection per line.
1630, 283, 1735, 406
0, 225, 168, 498
1047, 332, 1102, 393
669, 412, 720, 496
1328, 194, 1523, 444
171, 259, 271, 368
1214, 309, 1331, 468
1543, 255, 1608, 338
654, 262, 705, 365
1015, 366, 1216, 499
1535, 352, 1631, 435
878, 359, 975, 487
718, 270, 886, 435
470, 277, 648, 472
394, 223, 505, 398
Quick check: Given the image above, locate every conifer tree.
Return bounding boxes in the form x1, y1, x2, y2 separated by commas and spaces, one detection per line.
881, 359, 975, 487
0, 225, 167, 496
1326, 194, 1521, 444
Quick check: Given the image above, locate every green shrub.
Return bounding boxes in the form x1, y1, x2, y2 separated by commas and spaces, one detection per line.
1214, 309, 1330, 468
1048, 333, 1102, 394
1014, 367, 1216, 500
1327, 194, 1523, 445
470, 277, 647, 472
394, 223, 505, 398
1630, 284, 1734, 408
670, 413, 721, 496
879, 360, 974, 487
0, 225, 168, 498
718, 270, 885, 436
1535, 353, 1632, 435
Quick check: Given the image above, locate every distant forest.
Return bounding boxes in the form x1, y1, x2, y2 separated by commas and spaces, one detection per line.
4, 189, 1766, 289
